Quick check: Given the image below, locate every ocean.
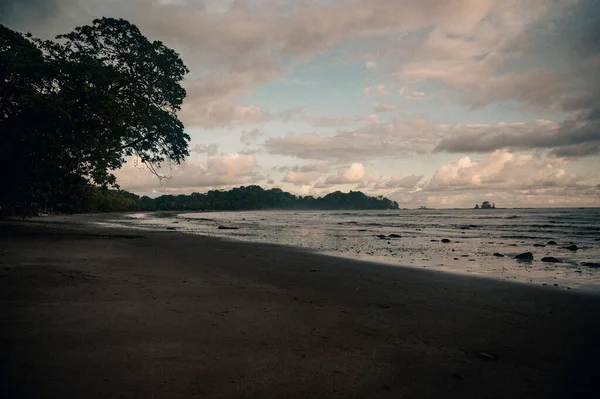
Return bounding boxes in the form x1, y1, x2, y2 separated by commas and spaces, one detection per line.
99, 208, 600, 290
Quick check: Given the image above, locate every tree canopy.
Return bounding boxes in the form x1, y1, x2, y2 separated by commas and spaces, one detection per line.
135, 186, 399, 212
0, 18, 189, 216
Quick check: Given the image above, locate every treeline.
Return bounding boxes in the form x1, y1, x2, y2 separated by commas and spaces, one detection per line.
137, 186, 399, 211
44, 185, 399, 214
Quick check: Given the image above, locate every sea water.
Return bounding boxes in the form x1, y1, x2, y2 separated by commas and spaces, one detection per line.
100, 208, 600, 290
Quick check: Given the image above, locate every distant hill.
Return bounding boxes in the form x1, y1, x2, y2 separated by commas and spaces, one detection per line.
55, 185, 400, 214
135, 186, 399, 211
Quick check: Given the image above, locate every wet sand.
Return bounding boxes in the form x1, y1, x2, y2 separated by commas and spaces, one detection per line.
1, 216, 600, 398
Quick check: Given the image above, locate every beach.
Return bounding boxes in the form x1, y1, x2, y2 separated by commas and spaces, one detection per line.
1, 216, 600, 398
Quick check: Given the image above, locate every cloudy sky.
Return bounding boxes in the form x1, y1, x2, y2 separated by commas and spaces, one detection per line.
3, 0, 599, 207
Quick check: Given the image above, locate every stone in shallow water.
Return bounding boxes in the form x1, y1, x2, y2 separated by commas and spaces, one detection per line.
581, 262, 600, 268
514, 252, 534, 261
547, 240, 557, 245
441, 239, 451, 243
218, 226, 239, 230
541, 257, 561, 263
493, 253, 504, 257
564, 244, 578, 251
533, 244, 546, 247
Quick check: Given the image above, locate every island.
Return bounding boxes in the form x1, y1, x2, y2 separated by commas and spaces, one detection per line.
475, 201, 496, 209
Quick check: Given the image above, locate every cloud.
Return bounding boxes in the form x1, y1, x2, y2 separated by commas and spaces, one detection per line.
277, 0, 495, 56
369, 151, 599, 208
435, 116, 600, 157
387, 150, 600, 208
0, 0, 72, 32
404, 91, 426, 101
283, 171, 322, 186
278, 161, 329, 186
424, 150, 581, 192
114, 153, 260, 193
271, 114, 600, 162
324, 163, 366, 184
240, 128, 263, 145
275, 162, 329, 173
364, 84, 390, 97
372, 102, 397, 112
374, 175, 424, 190
265, 116, 441, 161
309, 115, 374, 127
191, 144, 219, 156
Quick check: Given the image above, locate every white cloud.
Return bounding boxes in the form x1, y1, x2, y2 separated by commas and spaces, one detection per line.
114, 153, 260, 193
283, 171, 322, 186
324, 163, 366, 184
424, 150, 582, 192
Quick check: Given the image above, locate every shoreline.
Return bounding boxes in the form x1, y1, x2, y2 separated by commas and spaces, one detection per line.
91, 211, 600, 292
2, 217, 600, 398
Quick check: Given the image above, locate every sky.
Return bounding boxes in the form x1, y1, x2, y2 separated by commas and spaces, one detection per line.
2, 0, 599, 208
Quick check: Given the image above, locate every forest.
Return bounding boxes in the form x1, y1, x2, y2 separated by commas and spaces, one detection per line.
80, 185, 399, 213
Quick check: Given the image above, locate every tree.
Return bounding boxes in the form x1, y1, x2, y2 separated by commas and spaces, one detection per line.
0, 18, 189, 216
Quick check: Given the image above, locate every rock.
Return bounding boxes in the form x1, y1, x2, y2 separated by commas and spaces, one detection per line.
514, 252, 534, 261
376, 234, 387, 239
475, 352, 499, 361
564, 244, 578, 251
165, 227, 176, 230
581, 262, 600, 268
218, 226, 239, 230
493, 253, 504, 257
547, 241, 557, 245
533, 244, 546, 247
388, 234, 401, 238
508, 244, 517, 247
441, 239, 451, 243
541, 257, 561, 263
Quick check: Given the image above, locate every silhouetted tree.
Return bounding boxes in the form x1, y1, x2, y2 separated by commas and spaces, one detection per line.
0, 18, 189, 216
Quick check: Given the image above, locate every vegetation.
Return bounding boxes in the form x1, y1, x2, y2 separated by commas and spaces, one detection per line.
38, 185, 397, 213
136, 186, 399, 211
0, 18, 189, 217
474, 201, 495, 209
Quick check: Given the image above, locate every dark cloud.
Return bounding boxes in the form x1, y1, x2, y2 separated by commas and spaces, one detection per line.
0, 0, 58, 25
435, 112, 600, 157
551, 142, 600, 158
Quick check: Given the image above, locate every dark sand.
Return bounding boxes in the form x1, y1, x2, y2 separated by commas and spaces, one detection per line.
1, 217, 599, 398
